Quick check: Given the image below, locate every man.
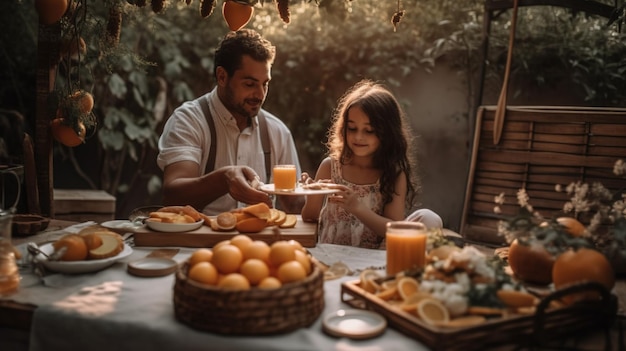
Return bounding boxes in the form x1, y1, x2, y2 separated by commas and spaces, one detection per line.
157, 29, 302, 215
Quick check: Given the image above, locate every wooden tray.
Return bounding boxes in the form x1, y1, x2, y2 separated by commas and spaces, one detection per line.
133, 215, 318, 248
341, 279, 617, 351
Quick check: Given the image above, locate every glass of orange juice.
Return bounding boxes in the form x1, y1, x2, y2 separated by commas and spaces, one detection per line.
273, 164, 297, 191
386, 221, 428, 276
0, 208, 19, 296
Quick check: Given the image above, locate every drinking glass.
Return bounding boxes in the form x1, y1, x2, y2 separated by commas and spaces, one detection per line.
386, 221, 428, 276
0, 208, 19, 295
273, 164, 297, 191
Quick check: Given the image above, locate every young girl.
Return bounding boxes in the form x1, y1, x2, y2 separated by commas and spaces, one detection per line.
301, 79, 442, 249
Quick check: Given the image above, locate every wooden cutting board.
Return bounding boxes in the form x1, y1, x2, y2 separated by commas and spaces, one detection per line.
133, 216, 318, 248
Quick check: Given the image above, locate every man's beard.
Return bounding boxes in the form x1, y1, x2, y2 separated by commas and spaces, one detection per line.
223, 84, 262, 120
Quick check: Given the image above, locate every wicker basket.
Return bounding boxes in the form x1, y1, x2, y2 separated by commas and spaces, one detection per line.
173, 261, 325, 335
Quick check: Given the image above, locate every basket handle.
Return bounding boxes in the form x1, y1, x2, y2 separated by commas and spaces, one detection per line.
532, 281, 617, 348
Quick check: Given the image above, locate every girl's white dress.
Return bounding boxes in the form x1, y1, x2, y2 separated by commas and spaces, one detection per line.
318, 158, 385, 249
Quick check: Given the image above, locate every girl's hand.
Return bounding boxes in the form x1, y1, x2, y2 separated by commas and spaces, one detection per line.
328, 185, 362, 213
300, 172, 313, 184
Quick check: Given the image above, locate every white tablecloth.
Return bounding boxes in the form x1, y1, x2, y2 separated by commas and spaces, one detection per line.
5, 225, 623, 351
7, 240, 430, 351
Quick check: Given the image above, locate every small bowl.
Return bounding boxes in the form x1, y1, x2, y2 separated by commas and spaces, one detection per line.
11, 214, 50, 237
145, 219, 204, 233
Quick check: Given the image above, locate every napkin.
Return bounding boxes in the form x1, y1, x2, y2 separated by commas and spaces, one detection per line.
308, 244, 386, 278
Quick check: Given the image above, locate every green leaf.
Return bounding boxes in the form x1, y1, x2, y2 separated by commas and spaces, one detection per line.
107, 74, 128, 99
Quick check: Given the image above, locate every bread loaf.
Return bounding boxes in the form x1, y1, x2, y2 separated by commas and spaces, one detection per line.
88, 232, 124, 259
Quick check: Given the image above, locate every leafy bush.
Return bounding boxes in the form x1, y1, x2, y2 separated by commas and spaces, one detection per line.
1, 0, 623, 217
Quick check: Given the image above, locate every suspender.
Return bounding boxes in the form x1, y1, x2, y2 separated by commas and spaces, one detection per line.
201, 98, 272, 181
257, 111, 272, 181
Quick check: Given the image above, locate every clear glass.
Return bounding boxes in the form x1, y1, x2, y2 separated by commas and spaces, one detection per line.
386, 221, 428, 276
0, 208, 19, 295
0, 166, 21, 211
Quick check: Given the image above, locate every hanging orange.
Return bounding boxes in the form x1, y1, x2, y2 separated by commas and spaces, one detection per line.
50, 118, 86, 147
69, 90, 95, 114
552, 248, 615, 304
222, 0, 254, 31
34, 0, 69, 25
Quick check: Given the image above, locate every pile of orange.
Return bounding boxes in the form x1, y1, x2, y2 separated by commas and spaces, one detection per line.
186, 235, 311, 290
506, 216, 591, 286
51, 90, 95, 147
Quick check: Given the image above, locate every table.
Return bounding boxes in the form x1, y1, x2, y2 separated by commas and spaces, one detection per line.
2, 221, 625, 351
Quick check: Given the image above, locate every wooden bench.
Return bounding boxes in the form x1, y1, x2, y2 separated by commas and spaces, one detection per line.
460, 105, 626, 246
53, 189, 116, 223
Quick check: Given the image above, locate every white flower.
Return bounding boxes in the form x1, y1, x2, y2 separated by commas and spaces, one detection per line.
614, 159, 626, 176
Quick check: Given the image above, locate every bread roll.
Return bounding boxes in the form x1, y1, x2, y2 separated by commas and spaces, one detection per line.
156, 205, 202, 221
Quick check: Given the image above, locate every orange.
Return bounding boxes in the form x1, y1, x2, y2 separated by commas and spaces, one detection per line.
242, 240, 271, 263
53, 234, 88, 261
507, 239, 555, 285
240, 258, 270, 285
552, 248, 615, 304
235, 217, 267, 233
218, 273, 250, 290
287, 239, 306, 253
397, 277, 420, 301
35, 0, 68, 25
188, 262, 218, 285
211, 244, 243, 274
258, 276, 282, 289
188, 248, 213, 267
242, 202, 271, 219
294, 250, 311, 275
50, 118, 86, 147
222, 0, 254, 31
213, 239, 231, 251
229, 234, 253, 253
416, 298, 450, 326
268, 240, 296, 268
70, 90, 95, 114
276, 260, 306, 284
556, 217, 587, 237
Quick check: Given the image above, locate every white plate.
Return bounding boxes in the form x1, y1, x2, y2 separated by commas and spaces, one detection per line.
36, 243, 133, 274
101, 220, 142, 234
145, 219, 204, 233
322, 309, 387, 339
260, 183, 342, 196
127, 257, 178, 277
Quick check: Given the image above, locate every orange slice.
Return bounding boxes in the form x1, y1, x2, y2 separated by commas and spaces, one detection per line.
416, 298, 450, 326
397, 277, 420, 300
399, 291, 434, 313
359, 269, 383, 293
496, 289, 538, 308
375, 286, 398, 301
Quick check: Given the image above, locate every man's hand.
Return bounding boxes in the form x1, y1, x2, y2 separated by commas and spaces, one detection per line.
224, 166, 272, 207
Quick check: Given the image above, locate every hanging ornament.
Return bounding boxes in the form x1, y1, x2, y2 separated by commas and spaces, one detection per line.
277, 0, 290, 24
200, 0, 216, 18
391, 0, 404, 32
222, 0, 254, 31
